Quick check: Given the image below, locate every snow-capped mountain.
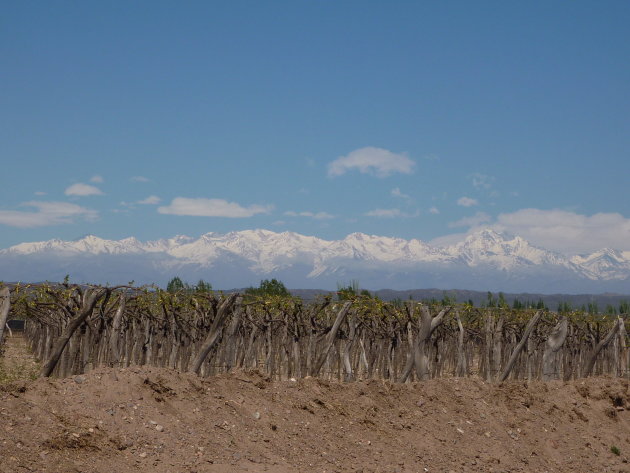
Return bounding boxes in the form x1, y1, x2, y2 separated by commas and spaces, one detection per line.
1, 229, 629, 293
570, 248, 630, 281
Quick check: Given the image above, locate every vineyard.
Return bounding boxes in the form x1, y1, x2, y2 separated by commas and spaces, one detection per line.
1, 283, 627, 383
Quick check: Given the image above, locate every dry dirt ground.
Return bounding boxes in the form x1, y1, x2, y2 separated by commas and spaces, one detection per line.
1, 335, 630, 473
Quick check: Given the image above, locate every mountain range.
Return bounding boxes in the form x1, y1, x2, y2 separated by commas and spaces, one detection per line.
1, 229, 629, 293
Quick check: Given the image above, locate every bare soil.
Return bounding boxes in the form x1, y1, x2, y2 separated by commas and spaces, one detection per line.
1, 336, 630, 473
0, 334, 39, 384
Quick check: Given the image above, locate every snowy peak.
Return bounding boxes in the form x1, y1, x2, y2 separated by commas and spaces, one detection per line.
571, 248, 630, 280
335, 233, 443, 263
1, 228, 629, 288
70, 235, 146, 254
447, 230, 566, 268
457, 230, 526, 254
573, 248, 626, 265
464, 229, 507, 246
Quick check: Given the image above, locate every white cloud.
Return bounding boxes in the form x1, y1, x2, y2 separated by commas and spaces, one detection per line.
391, 187, 412, 200
65, 183, 104, 196
428, 206, 440, 215
131, 176, 150, 182
469, 173, 494, 190
311, 212, 334, 220
137, 195, 161, 205
0, 201, 98, 228
365, 208, 420, 218
284, 211, 334, 220
365, 208, 402, 218
158, 197, 273, 218
490, 209, 630, 254
439, 208, 630, 254
449, 212, 491, 228
90, 175, 104, 183
457, 197, 478, 207
429, 232, 468, 247
327, 147, 415, 178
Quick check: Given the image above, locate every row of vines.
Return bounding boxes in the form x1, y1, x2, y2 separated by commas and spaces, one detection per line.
1, 284, 628, 382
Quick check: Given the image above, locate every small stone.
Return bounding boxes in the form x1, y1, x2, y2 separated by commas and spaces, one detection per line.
118, 438, 134, 450
155, 425, 164, 432
139, 452, 147, 458
149, 420, 158, 425
253, 412, 261, 420
74, 376, 86, 384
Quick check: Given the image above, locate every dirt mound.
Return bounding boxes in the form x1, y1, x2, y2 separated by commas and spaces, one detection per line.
1, 366, 629, 473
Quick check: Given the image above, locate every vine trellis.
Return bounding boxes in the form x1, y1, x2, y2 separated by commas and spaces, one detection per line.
1, 284, 627, 382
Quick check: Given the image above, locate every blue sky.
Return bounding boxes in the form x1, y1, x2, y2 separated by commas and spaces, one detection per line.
1, 1, 629, 255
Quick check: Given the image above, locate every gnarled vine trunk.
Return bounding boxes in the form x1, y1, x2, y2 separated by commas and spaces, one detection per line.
542, 316, 568, 381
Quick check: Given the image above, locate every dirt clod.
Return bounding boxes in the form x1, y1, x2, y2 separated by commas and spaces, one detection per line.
1, 335, 630, 472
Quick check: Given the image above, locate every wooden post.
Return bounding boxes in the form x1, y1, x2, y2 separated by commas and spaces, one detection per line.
454, 310, 467, 377
342, 315, 356, 382
0, 288, 10, 348
109, 292, 126, 366
484, 312, 494, 382
618, 316, 628, 378
492, 316, 504, 379
542, 316, 568, 381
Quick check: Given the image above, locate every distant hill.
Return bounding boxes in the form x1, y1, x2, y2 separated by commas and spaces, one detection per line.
2, 228, 630, 294
288, 287, 629, 312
